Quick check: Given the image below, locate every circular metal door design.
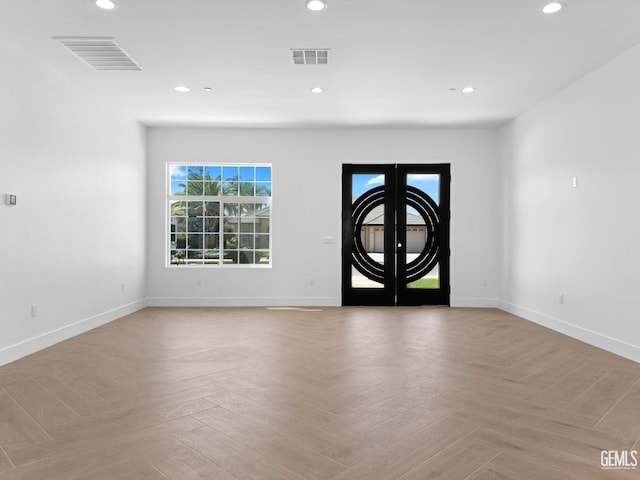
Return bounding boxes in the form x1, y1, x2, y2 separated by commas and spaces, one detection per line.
351, 185, 439, 285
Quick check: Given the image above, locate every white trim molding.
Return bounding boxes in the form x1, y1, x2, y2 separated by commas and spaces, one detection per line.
451, 297, 499, 308
146, 296, 339, 308
498, 300, 640, 364
0, 299, 147, 367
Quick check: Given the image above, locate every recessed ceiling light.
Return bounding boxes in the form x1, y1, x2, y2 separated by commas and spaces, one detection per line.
95, 0, 117, 10
174, 85, 190, 93
542, 2, 564, 14
204, 87, 213, 93
306, 0, 327, 12
311, 86, 324, 94
462, 86, 475, 94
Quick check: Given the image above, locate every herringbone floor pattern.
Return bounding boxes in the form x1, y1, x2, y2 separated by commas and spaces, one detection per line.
0, 307, 639, 479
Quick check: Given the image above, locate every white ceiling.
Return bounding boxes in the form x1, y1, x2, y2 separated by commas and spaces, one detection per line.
2, 0, 640, 128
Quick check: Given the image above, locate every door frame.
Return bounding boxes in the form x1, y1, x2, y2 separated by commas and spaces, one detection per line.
341, 163, 450, 306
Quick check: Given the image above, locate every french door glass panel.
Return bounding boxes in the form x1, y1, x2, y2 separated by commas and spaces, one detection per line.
351, 173, 386, 289
405, 173, 440, 290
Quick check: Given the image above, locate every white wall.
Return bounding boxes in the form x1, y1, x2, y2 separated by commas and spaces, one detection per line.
6, 30, 638, 368
0, 39, 147, 366
500, 44, 640, 362
147, 127, 501, 307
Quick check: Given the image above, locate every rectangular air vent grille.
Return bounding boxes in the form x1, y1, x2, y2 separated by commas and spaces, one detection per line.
291, 49, 329, 65
53, 37, 142, 71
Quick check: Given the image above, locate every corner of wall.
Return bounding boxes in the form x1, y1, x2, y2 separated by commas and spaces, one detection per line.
0, 299, 147, 367
498, 300, 640, 364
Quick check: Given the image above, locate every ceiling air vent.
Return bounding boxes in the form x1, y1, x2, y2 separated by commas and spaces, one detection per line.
291, 49, 329, 65
52, 36, 142, 71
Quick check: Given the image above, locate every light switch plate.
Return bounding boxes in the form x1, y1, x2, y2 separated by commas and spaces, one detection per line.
6, 194, 16, 206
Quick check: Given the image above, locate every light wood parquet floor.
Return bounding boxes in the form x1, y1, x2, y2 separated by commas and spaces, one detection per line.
1, 307, 639, 479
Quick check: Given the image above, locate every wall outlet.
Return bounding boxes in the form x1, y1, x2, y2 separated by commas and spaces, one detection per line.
121, 283, 125, 293
30, 304, 38, 318
559, 293, 565, 304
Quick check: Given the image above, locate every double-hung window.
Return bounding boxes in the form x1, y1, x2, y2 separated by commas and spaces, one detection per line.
168, 164, 272, 266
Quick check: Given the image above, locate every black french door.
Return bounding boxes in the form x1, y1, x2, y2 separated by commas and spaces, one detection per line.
342, 164, 450, 306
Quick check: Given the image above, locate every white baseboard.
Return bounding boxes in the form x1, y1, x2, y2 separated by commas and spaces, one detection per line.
451, 297, 499, 308
146, 296, 340, 307
147, 297, 498, 308
8, 297, 635, 368
0, 299, 147, 367
498, 300, 640, 364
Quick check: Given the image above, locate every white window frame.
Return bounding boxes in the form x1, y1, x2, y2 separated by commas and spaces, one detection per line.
166, 162, 272, 268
